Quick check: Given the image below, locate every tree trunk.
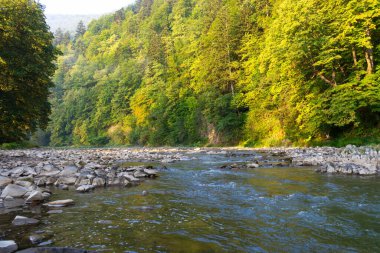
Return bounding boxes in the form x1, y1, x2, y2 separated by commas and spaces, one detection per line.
352, 47, 358, 66
365, 29, 374, 74
365, 48, 374, 74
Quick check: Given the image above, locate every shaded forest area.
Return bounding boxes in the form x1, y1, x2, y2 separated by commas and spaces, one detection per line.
11, 0, 380, 147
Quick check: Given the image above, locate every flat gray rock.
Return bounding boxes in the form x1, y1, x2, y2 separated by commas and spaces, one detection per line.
1, 184, 28, 198
12, 215, 39, 226
0, 240, 18, 253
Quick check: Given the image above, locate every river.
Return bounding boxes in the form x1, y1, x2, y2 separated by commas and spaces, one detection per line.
1, 149, 379, 252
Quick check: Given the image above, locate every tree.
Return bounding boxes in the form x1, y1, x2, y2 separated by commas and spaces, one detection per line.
0, 0, 58, 143
75, 20, 86, 40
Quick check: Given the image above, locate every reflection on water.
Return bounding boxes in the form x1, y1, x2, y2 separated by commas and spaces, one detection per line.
1, 151, 379, 252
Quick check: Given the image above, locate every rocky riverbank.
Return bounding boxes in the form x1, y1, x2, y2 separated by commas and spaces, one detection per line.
0, 148, 189, 210
255, 145, 380, 175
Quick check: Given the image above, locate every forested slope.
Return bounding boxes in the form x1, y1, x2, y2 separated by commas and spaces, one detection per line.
49, 0, 380, 147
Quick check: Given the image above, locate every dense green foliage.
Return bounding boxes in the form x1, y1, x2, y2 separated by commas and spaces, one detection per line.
0, 0, 58, 143
49, 0, 380, 147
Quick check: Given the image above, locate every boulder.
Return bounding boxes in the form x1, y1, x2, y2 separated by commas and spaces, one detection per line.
25, 190, 44, 203
12, 216, 39, 226
56, 177, 77, 185
75, 178, 91, 186
1, 184, 28, 198
134, 170, 147, 178
0, 240, 18, 253
39, 165, 60, 177
91, 177, 105, 187
143, 168, 158, 176
0, 176, 12, 188
35, 178, 46, 187
59, 165, 78, 176
43, 199, 74, 207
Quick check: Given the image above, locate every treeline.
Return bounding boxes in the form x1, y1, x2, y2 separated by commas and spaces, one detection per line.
48, 0, 380, 147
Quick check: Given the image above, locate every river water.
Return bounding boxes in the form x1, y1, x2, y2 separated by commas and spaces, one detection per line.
1, 150, 379, 252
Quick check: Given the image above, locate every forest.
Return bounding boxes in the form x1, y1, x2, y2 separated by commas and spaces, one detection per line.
2, 0, 380, 147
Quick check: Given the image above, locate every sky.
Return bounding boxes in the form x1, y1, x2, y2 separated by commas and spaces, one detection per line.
39, 0, 136, 15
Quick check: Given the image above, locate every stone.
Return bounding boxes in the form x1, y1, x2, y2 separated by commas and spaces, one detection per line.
12, 216, 39, 226
9, 167, 25, 177
247, 163, 259, 168
56, 177, 77, 185
143, 168, 158, 176
35, 178, 46, 187
0, 176, 12, 188
59, 165, 78, 176
1, 184, 28, 198
45, 177, 57, 185
57, 184, 69, 190
47, 210, 63, 214
134, 170, 147, 178
25, 190, 44, 204
42, 192, 51, 200
39, 165, 60, 177
123, 174, 140, 182
15, 180, 33, 188
29, 235, 45, 245
92, 177, 105, 187
76, 185, 95, 193
76, 177, 91, 186
43, 199, 74, 207
0, 240, 18, 253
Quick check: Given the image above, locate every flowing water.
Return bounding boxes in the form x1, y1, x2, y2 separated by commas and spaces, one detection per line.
1, 150, 379, 252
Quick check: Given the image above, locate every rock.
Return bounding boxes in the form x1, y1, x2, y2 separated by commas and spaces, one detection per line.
142, 190, 148, 196
57, 184, 69, 190
143, 168, 158, 176
15, 180, 33, 188
39, 166, 60, 177
42, 192, 51, 200
122, 174, 140, 182
247, 163, 259, 168
59, 165, 78, 176
43, 199, 74, 207
92, 177, 105, 187
23, 167, 37, 177
134, 170, 147, 178
0, 176, 12, 189
56, 177, 77, 185
161, 159, 175, 163
96, 220, 112, 224
25, 190, 44, 204
35, 178, 46, 187
0, 240, 18, 253
12, 216, 39, 226
76, 185, 95, 193
47, 210, 63, 214
75, 177, 91, 186
9, 167, 25, 177
1, 184, 28, 198
45, 178, 57, 185
29, 235, 45, 244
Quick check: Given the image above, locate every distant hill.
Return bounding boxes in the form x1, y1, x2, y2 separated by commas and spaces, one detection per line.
46, 14, 101, 33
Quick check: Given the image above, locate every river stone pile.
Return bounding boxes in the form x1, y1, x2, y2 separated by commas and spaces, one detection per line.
0, 148, 183, 209
262, 145, 380, 175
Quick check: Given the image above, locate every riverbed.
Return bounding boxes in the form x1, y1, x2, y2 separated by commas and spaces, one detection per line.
1, 149, 379, 252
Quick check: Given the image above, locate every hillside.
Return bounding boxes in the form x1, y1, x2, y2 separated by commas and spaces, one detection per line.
48, 0, 380, 147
